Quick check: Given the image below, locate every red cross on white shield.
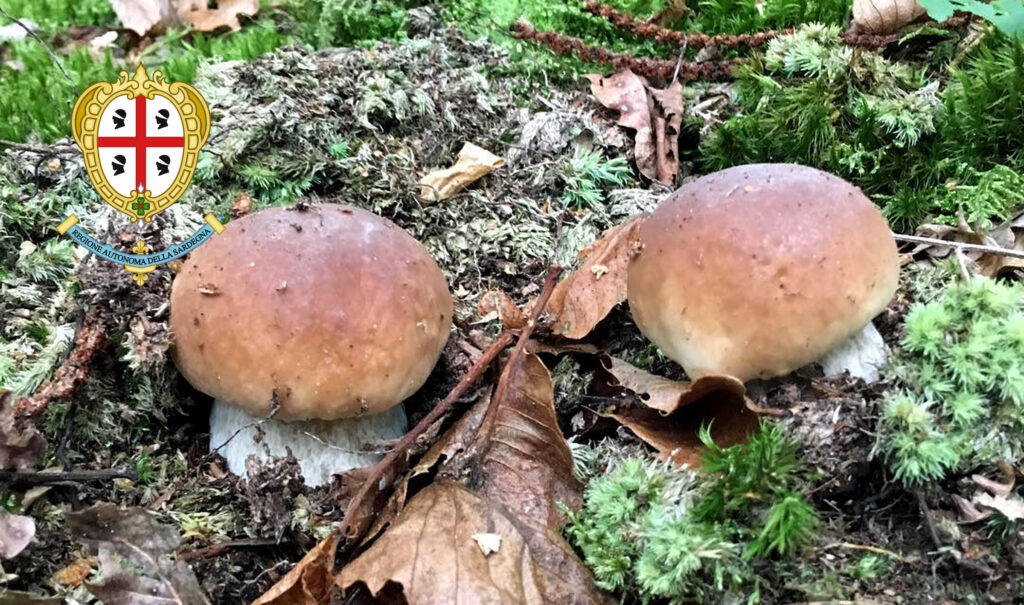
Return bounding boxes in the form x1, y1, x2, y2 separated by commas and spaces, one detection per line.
97, 95, 185, 198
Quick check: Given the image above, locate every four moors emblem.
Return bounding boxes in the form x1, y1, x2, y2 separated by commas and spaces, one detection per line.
62, 65, 224, 285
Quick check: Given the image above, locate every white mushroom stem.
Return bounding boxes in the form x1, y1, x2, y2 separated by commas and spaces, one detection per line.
209, 400, 408, 487
819, 322, 888, 383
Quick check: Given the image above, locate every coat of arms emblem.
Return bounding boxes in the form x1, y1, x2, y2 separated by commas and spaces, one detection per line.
59, 65, 224, 285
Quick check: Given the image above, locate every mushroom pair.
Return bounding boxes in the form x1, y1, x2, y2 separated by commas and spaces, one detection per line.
170, 205, 452, 486
627, 163, 899, 382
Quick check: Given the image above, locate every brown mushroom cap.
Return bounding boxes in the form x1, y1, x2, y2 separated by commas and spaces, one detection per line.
170, 204, 453, 421
627, 163, 899, 382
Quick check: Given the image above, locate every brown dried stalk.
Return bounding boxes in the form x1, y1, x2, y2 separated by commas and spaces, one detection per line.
511, 21, 747, 81
582, 0, 791, 49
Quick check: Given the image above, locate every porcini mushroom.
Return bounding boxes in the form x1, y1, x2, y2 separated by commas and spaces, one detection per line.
627, 163, 898, 382
169, 204, 453, 486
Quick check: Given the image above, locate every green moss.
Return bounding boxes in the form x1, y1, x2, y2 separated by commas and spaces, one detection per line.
565, 422, 819, 603
1, 0, 116, 30
877, 278, 1024, 485
562, 147, 633, 209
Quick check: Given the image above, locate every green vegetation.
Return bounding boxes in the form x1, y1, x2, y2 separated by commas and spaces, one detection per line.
565, 422, 819, 602
561, 147, 633, 208
877, 278, 1024, 485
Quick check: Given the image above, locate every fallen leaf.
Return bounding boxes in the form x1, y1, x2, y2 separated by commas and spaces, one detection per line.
0, 19, 38, 42
175, 0, 207, 19
594, 357, 758, 467
337, 354, 611, 604
52, 557, 98, 588
586, 71, 682, 185
108, 0, 179, 36
0, 510, 35, 559
184, 0, 258, 32
251, 532, 339, 605
599, 355, 745, 415
230, 191, 254, 218
418, 142, 505, 203
972, 472, 1014, 498
540, 216, 645, 339
852, 0, 926, 34
477, 290, 526, 330
974, 492, 1024, 521
67, 503, 211, 605
0, 390, 46, 471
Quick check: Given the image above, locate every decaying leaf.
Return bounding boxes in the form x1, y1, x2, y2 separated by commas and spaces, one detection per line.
586, 71, 683, 185
0, 509, 35, 559
67, 503, 211, 605
913, 211, 1024, 277
541, 216, 645, 339
184, 0, 259, 32
108, 0, 178, 36
337, 354, 611, 604
418, 142, 505, 203
974, 492, 1024, 521
477, 290, 526, 330
852, 0, 926, 34
252, 532, 339, 605
596, 357, 758, 467
0, 390, 45, 471
599, 355, 745, 415
52, 557, 98, 588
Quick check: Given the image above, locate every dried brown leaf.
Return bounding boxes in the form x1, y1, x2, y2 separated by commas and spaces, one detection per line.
0, 390, 45, 471
109, 0, 178, 36
67, 503, 210, 605
477, 290, 526, 330
184, 0, 258, 32
852, 0, 925, 34
586, 71, 682, 185
251, 532, 339, 605
915, 213, 1024, 277
541, 217, 644, 339
596, 358, 757, 467
0, 510, 35, 559
52, 557, 98, 588
418, 142, 505, 203
974, 492, 1024, 521
600, 355, 745, 415
337, 354, 611, 604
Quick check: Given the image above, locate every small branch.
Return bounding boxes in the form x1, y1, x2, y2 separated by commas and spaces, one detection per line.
822, 541, 920, 564
892, 232, 1024, 261
0, 139, 78, 154
179, 538, 281, 562
338, 266, 563, 544
0, 6, 78, 96
0, 468, 137, 486
337, 331, 514, 541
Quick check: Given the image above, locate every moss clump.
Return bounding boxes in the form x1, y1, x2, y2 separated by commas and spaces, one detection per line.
877, 278, 1024, 485
565, 422, 819, 603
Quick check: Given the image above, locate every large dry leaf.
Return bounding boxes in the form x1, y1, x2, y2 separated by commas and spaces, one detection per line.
0, 390, 45, 471
600, 355, 745, 415
477, 290, 527, 330
109, 0, 178, 36
853, 0, 926, 34
337, 354, 611, 605
67, 503, 210, 605
595, 357, 757, 468
586, 71, 682, 185
0, 510, 35, 559
419, 142, 505, 203
541, 216, 644, 339
974, 492, 1024, 521
185, 0, 258, 32
251, 533, 339, 605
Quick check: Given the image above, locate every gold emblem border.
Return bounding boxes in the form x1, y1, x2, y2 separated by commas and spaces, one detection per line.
71, 64, 211, 223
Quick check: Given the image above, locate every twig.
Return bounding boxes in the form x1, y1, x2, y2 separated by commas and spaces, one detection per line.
0, 468, 137, 486
337, 331, 515, 541
179, 538, 281, 562
0, 140, 78, 154
915, 491, 943, 549
208, 396, 281, 456
822, 541, 920, 564
0, 6, 78, 96
893, 232, 1024, 261
338, 266, 563, 544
